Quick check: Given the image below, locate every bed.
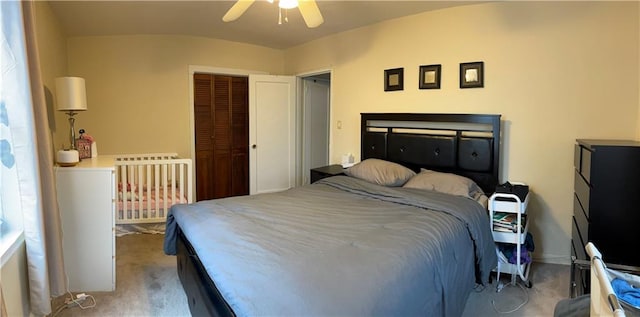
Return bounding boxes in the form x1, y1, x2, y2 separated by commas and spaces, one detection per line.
164, 113, 502, 316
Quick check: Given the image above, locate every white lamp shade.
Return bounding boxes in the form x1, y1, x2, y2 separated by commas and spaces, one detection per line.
55, 77, 87, 111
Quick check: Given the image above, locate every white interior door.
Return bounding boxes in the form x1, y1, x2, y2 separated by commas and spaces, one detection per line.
249, 74, 296, 194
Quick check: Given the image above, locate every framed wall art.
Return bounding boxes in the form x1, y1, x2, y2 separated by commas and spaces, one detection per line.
384, 68, 404, 91
419, 64, 441, 89
460, 61, 484, 88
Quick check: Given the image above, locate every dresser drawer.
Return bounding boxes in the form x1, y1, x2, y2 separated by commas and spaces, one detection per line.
580, 146, 591, 183
573, 195, 589, 243
573, 144, 581, 170
574, 144, 592, 182
571, 216, 587, 261
574, 170, 590, 217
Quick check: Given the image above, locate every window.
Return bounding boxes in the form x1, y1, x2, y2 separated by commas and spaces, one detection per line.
0, 98, 25, 265
0, 3, 28, 265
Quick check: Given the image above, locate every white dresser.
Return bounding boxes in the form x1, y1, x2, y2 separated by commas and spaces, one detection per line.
55, 156, 116, 292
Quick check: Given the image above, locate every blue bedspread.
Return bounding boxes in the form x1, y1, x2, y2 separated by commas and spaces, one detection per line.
164, 176, 497, 317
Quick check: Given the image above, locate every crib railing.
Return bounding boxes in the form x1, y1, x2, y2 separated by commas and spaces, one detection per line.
114, 153, 193, 224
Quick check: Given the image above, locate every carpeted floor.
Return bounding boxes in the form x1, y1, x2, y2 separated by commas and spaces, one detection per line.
53, 234, 571, 316
462, 260, 570, 316
53, 234, 189, 316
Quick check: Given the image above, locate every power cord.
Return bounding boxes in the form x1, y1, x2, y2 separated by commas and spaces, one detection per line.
66, 291, 96, 309
52, 291, 97, 316
491, 281, 530, 314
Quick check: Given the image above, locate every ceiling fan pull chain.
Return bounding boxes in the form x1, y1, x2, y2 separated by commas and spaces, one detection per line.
278, 7, 282, 24
284, 9, 289, 23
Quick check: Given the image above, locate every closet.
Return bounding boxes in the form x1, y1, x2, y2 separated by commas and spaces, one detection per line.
193, 73, 249, 200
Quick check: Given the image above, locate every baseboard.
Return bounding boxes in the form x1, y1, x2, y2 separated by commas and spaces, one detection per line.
532, 253, 572, 265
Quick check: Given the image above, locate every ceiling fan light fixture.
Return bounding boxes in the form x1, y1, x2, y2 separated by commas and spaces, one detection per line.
223, 0, 323, 28
279, 0, 298, 9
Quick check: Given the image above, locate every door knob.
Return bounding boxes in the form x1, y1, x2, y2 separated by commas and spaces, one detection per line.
252, 144, 257, 149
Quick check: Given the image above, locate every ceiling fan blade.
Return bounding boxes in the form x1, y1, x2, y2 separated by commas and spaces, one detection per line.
222, 0, 255, 22
298, 0, 324, 28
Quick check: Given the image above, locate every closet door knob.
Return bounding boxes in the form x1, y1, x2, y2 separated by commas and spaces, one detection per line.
252, 144, 257, 149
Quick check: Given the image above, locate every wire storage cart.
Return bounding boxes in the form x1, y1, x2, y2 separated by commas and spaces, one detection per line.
489, 184, 532, 290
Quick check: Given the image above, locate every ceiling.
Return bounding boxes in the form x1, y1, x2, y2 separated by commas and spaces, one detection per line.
47, 1, 481, 49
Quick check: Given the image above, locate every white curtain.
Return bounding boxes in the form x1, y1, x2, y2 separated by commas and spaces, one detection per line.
1, 1, 66, 315
0, 287, 6, 317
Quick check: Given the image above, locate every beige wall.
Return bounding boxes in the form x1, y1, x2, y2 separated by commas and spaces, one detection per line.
285, 1, 640, 263
35, 1, 69, 151
64, 35, 286, 157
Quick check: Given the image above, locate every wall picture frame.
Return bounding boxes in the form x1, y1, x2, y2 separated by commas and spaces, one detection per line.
419, 64, 441, 89
384, 68, 404, 91
460, 61, 484, 88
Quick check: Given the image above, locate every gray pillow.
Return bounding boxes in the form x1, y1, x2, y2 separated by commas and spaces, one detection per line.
403, 168, 484, 200
344, 158, 416, 187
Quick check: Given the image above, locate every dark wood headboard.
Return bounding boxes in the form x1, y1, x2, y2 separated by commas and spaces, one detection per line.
361, 113, 501, 194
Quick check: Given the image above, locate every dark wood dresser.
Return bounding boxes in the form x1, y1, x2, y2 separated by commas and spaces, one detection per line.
571, 139, 640, 296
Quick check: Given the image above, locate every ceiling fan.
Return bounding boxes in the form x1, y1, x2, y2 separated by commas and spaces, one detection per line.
222, 0, 324, 28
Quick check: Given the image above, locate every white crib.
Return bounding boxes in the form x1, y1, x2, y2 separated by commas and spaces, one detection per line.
114, 153, 193, 224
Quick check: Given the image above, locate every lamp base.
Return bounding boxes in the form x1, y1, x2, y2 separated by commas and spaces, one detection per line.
57, 149, 80, 166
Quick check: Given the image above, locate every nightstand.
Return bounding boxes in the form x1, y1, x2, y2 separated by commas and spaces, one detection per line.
310, 164, 345, 183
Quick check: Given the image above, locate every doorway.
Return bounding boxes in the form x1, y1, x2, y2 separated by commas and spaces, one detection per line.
301, 72, 331, 184
189, 67, 329, 197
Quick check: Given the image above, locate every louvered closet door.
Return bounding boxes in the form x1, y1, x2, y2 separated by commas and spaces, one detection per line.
194, 74, 215, 200
230, 77, 249, 195
194, 74, 249, 201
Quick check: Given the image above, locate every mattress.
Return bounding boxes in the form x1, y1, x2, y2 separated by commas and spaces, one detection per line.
164, 175, 497, 316
118, 188, 185, 212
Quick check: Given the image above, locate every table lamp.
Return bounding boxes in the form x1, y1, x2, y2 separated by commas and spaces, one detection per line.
55, 77, 87, 166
